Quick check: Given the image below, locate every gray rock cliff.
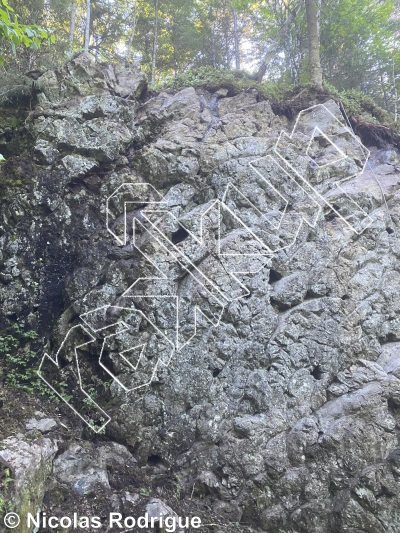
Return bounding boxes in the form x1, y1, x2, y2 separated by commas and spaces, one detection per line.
0, 54, 400, 533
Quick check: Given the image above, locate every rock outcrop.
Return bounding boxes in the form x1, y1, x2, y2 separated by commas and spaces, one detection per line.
0, 53, 400, 532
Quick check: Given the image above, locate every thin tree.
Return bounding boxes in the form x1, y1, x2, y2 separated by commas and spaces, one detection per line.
127, 0, 138, 62
305, 0, 323, 89
392, 56, 398, 123
151, 0, 159, 84
68, 0, 77, 53
84, 0, 91, 53
233, 8, 240, 70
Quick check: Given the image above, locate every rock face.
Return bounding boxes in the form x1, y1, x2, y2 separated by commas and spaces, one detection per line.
0, 436, 58, 533
1, 54, 400, 532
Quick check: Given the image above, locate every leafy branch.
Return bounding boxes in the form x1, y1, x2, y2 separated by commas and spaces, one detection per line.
0, 0, 54, 62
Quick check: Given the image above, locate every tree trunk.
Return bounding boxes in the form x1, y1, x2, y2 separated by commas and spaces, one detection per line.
233, 8, 240, 70
126, 0, 138, 62
151, 0, 159, 85
305, 0, 323, 89
209, 6, 216, 68
380, 69, 389, 112
84, 0, 91, 53
172, 22, 178, 76
68, 0, 77, 53
393, 56, 398, 123
256, 2, 301, 83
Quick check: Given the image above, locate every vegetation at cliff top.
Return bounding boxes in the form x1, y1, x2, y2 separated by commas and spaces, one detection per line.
155, 64, 398, 135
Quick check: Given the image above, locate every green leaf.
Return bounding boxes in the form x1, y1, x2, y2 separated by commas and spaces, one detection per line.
0, 0, 13, 13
